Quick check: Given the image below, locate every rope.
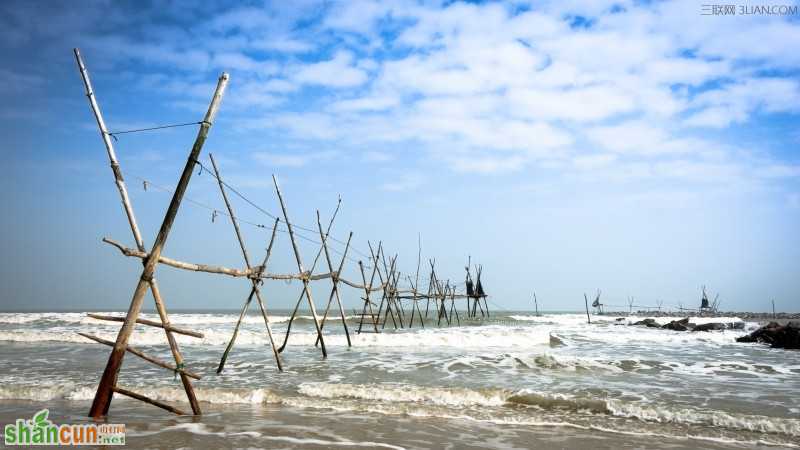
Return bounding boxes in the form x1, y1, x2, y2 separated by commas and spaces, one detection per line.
106, 121, 202, 141
191, 158, 372, 260
129, 173, 372, 269
173, 362, 185, 380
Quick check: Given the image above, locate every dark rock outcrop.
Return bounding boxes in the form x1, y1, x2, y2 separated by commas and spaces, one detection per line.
728, 321, 745, 330
632, 318, 660, 328
736, 321, 800, 349
662, 317, 693, 331
692, 322, 727, 332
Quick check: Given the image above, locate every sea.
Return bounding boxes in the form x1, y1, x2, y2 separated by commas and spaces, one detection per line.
0, 310, 798, 449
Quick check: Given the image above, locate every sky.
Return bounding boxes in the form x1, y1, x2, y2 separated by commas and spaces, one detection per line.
1, 0, 799, 313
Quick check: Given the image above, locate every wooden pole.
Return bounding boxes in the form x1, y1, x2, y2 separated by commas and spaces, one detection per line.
209, 154, 283, 372
86, 314, 203, 339
584, 293, 591, 324
272, 175, 327, 358
772, 299, 776, 318
314, 209, 353, 347
87, 69, 228, 418
76, 48, 225, 418
533, 292, 539, 316
277, 201, 340, 353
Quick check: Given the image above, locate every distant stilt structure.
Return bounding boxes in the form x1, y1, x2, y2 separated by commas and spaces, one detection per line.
533, 292, 540, 317
700, 285, 710, 311
592, 289, 604, 315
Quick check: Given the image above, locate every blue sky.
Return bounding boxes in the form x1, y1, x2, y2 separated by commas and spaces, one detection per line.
1, 0, 799, 312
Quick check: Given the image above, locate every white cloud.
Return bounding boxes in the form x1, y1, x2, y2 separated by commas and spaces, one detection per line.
253, 150, 337, 168
294, 51, 369, 88
329, 96, 399, 112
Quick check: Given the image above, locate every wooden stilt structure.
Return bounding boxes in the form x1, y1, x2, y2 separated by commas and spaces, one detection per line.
74, 47, 229, 418
76, 53, 499, 418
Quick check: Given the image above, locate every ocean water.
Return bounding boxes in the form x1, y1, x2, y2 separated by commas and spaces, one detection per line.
0, 310, 798, 449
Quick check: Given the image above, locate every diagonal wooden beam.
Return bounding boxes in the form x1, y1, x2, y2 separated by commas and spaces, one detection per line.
209, 154, 283, 372
314, 209, 353, 347
86, 64, 228, 418
75, 48, 226, 418
272, 175, 327, 358
277, 200, 340, 353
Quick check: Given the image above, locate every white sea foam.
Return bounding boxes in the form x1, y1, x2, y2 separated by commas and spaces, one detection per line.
2, 380, 796, 439
298, 382, 509, 407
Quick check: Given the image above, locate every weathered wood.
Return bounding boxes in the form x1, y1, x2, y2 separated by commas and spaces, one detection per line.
272, 175, 327, 358
314, 210, 352, 347
88, 70, 229, 418
218, 288, 255, 373
111, 387, 186, 415
584, 293, 591, 324
78, 333, 201, 380
86, 314, 203, 339
75, 48, 212, 417
356, 260, 380, 334
209, 154, 283, 372
277, 201, 340, 353
217, 217, 281, 373
102, 238, 333, 281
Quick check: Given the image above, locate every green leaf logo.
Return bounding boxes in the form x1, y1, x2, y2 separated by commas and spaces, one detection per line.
33, 409, 49, 426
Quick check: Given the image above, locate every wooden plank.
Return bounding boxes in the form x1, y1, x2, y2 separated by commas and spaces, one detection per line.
112, 387, 186, 415
78, 333, 202, 380
86, 314, 203, 339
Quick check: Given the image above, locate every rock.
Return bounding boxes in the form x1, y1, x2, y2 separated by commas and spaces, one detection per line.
736, 321, 800, 349
692, 322, 727, 332
549, 332, 566, 347
632, 318, 660, 328
662, 317, 693, 331
728, 321, 745, 330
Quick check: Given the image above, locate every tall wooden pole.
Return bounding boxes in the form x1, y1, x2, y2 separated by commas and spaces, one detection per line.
584, 293, 591, 324
277, 201, 340, 353
314, 210, 352, 347
272, 175, 327, 357
209, 154, 282, 371
87, 69, 228, 418
75, 48, 225, 417
533, 292, 539, 316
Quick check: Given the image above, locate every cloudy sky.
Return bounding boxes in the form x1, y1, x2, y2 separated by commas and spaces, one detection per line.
1, 0, 798, 312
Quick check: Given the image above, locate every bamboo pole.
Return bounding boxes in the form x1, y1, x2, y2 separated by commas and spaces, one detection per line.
314, 210, 352, 347
584, 293, 591, 324
277, 201, 340, 353
87, 70, 228, 418
102, 238, 255, 277
75, 49, 224, 418
272, 175, 327, 358
102, 238, 331, 281
209, 154, 282, 372
357, 258, 380, 334
112, 387, 186, 416
86, 314, 203, 339
78, 333, 202, 380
